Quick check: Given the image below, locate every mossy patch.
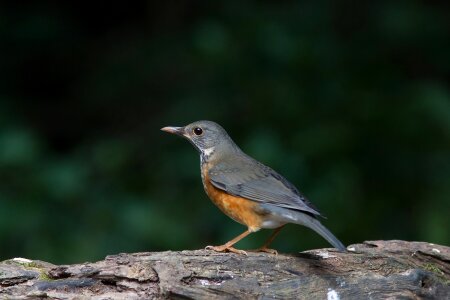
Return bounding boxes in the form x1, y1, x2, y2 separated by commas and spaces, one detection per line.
23, 261, 41, 269
423, 263, 444, 276
423, 263, 449, 285
38, 271, 53, 281
9, 259, 54, 281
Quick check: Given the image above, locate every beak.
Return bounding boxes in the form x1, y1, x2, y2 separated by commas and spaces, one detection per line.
161, 126, 185, 136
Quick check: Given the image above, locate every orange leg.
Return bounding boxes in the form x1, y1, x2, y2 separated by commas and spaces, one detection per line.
251, 225, 285, 255
206, 229, 252, 255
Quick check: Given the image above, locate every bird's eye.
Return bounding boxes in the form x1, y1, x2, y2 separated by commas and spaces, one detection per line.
193, 127, 203, 136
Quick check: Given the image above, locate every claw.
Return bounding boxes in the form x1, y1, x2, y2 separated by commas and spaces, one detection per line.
249, 247, 278, 255
205, 245, 248, 255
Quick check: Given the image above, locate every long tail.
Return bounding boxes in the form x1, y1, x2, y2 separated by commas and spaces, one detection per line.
263, 205, 346, 251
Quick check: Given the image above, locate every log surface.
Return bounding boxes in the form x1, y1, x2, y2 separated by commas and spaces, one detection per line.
1, 240, 449, 299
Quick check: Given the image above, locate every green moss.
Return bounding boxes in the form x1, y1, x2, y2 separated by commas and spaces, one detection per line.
423, 263, 449, 285
423, 263, 444, 276
11, 259, 54, 281
11, 260, 42, 269
23, 261, 41, 268
38, 271, 53, 281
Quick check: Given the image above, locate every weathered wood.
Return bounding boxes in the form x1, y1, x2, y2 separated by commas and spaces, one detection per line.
1, 240, 449, 299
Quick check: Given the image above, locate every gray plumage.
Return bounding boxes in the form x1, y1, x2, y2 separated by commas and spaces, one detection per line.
208, 155, 322, 217
161, 120, 346, 252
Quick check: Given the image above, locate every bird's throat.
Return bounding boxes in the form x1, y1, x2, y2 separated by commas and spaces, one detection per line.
201, 147, 215, 161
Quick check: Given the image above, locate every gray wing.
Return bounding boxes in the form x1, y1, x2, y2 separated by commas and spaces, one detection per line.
208, 156, 322, 217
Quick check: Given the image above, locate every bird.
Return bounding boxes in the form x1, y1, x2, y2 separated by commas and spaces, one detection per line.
161, 120, 346, 255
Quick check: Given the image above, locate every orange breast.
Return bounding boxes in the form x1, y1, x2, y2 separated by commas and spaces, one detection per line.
202, 167, 263, 232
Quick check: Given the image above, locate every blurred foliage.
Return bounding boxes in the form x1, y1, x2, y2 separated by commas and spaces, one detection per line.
0, 1, 449, 263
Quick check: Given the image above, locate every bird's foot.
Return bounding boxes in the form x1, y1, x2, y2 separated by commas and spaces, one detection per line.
205, 245, 248, 255
249, 247, 278, 255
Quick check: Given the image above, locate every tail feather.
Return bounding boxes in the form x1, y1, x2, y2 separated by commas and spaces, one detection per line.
302, 216, 346, 251
262, 204, 346, 251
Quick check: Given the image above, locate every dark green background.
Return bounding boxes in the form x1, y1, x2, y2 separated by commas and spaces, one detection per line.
1, 1, 449, 264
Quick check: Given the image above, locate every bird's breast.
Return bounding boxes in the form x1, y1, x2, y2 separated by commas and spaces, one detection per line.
200, 161, 265, 232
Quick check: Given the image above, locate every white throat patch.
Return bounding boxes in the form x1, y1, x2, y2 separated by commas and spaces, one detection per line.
203, 147, 215, 157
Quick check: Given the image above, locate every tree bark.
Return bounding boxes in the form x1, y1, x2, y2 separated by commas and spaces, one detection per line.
1, 240, 449, 299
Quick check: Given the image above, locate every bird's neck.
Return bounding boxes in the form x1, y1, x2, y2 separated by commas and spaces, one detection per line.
200, 142, 242, 164
200, 146, 216, 162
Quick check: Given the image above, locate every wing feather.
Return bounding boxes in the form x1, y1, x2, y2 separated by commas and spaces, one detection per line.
208, 156, 322, 217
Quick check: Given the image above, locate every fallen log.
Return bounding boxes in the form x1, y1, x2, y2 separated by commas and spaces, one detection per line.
1, 240, 449, 299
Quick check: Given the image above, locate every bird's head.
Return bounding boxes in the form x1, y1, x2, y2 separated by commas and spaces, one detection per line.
161, 120, 238, 158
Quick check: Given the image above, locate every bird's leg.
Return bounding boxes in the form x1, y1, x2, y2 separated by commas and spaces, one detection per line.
205, 229, 252, 255
251, 225, 285, 255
